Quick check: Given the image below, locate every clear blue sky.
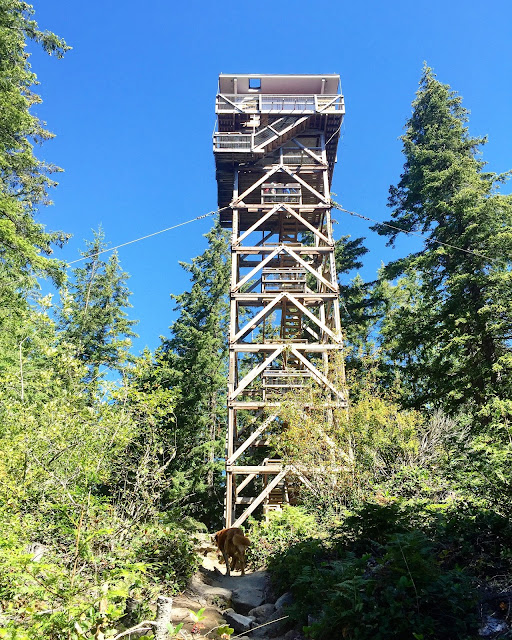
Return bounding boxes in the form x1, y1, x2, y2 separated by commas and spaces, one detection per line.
30, 0, 512, 354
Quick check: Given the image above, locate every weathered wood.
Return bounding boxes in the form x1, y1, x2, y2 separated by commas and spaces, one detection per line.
154, 596, 173, 640
227, 414, 278, 465
215, 75, 346, 526
232, 470, 288, 528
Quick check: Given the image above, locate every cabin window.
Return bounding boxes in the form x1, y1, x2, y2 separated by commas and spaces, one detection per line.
249, 78, 261, 90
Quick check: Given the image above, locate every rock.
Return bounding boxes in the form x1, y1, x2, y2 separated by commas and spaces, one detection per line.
232, 587, 265, 614
274, 592, 293, 610
251, 609, 290, 637
202, 585, 232, 608
284, 631, 305, 640
248, 603, 276, 620
223, 610, 255, 634
169, 607, 193, 623
188, 573, 232, 606
478, 615, 509, 637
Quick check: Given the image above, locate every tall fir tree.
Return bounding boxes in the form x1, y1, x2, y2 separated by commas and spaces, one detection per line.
150, 222, 230, 525
0, 0, 70, 285
373, 65, 512, 421
59, 229, 137, 381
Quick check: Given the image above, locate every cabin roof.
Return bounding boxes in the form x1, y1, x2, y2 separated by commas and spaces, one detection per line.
218, 74, 340, 95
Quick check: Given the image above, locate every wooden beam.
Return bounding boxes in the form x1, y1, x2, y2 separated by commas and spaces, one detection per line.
291, 138, 325, 166
232, 470, 288, 528
227, 414, 278, 465
228, 465, 283, 473
236, 473, 256, 495
232, 293, 285, 343
284, 246, 338, 292
281, 166, 329, 204
234, 205, 282, 246
286, 293, 341, 343
218, 94, 244, 113
290, 347, 346, 400
234, 246, 333, 254
282, 205, 332, 245
232, 166, 280, 206
230, 346, 284, 399
233, 343, 341, 352
233, 247, 280, 292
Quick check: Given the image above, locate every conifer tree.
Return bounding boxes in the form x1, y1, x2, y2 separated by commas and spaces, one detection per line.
152, 222, 230, 524
60, 229, 137, 381
373, 65, 512, 420
0, 1, 70, 285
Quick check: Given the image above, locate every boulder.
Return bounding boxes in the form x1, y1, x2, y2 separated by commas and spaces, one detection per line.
232, 587, 265, 614
251, 609, 290, 638
223, 610, 255, 634
274, 592, 293, 610
248, 603, 276, 620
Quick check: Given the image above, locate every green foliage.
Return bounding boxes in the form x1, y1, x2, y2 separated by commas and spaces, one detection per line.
372, 65, 512, 421
0, 0, 70, 284
135, 523, 200, 590
0, 498, 200, 639
272, 375, 425, 515
145, 222, 230, 527
265, 502, 490, 640
59, 228, 138, 382
246, 506, 320, 569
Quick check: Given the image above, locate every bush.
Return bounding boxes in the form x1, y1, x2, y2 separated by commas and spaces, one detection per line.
134, 522, 200, 591
305, 531, 477, 640
263, 501, 500, 639
246, 506, 321, 570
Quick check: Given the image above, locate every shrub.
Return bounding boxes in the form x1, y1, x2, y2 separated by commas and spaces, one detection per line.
246, 506, 320, 570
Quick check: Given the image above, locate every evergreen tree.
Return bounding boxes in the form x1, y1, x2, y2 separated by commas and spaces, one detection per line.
151, 222, 230, 524
0, 1, 70, 285
373, 65, 512, 420
334, 234, 383, 381
60, 229, 137, 381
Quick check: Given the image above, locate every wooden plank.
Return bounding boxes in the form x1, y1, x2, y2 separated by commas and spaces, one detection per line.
233, 247, 280, 292
232, 470, 288, 528
227, 414, 278, 465
230, 346, 284, 399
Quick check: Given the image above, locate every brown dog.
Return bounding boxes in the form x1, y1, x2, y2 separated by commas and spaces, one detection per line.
214, 527, 250, 576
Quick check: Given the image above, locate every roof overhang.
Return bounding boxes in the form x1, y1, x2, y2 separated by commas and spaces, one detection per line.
218, 74, 340, 95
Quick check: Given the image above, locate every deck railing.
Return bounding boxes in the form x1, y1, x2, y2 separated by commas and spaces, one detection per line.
216, 94, 344, 114
213, 133, 253, 150
213, 133, 325, 163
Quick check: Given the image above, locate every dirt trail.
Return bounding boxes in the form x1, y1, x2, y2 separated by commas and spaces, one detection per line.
169, 550, 291, 639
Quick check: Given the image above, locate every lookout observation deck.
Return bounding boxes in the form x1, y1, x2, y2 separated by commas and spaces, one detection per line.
214, 74, 347, 528
214, 74, 345, 228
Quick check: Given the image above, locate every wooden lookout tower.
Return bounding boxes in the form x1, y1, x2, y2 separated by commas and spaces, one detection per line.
213, 74, 348, 527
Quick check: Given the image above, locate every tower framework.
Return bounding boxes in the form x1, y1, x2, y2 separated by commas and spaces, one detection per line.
213, 74, 348, 527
